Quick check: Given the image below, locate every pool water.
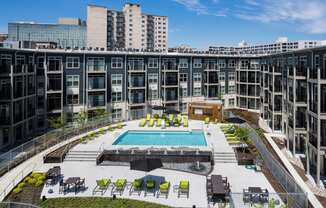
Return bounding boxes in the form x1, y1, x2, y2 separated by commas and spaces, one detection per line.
112, 131, 207, 146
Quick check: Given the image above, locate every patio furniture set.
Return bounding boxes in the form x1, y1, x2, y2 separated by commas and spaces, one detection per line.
59, 177, 86, 194
92, 178, 189, 199
45, 166, 61, 186
207, 174, 230, 202
139, 114, 189, 128
243, 187, 269, 204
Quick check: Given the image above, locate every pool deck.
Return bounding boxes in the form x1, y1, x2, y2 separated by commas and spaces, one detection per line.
39, 119, 280, 207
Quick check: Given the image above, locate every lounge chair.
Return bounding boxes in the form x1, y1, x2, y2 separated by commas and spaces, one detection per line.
204, 117, 210, 124
184, 118, 189, 127
177, 114, 182, 123
165, 119, 170, 127
157, 118, 162, 127
169, 114, 174, 122
139, 118, 147, 127
153, 114, 159, 120
157, 181, 170, 198
129, 179, 143, 196
93, 179, 111, 195
112, 178, 127, 195
178, 180, 189, 198
146, 114, 151, 121
149, 119, 155, 127
145, 179, 156, 196
173, 119, 180, 127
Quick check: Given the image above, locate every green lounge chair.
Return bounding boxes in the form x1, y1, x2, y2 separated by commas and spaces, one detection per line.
177, 114, 182, 122
178, 180, 189, 198
204, 117, 210, 124
165, 119, 170, 127
139, 118, 147, 127
149, 119, 155, 127
112, 178, 127, 195
145, 179, 156, 196
158, 181, 170, 198
157, 118, 162, 127
153, 114, 159, 120
184, 118, 189, 127
146, 113, 151, 121
129, 179, 143, 196
169, 114, 174, 122
93, 179, 111, 195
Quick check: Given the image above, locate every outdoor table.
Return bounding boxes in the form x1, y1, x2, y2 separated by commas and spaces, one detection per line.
211, 175, 227, 201
248, 187, 263, 203
48, 166, 60, 178
65, 177, 81, 194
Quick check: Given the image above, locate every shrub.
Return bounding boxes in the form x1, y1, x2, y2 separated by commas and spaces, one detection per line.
23, 176, 31, 183
12, 187, 22, 194
35, 180, 44, 187
28, 178, 37, 185
17, 182, 25, 189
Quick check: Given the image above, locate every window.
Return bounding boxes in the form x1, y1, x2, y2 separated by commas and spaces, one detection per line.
66, 75, 79, 88
181, 87, 187, 97
112, 92, 122, 102
220, 86, 225, 95
193, 87, 201, 96
66, 57, 80, 69
148, 73, 158, 84
88, 57, 105, 72
149, 89, 158, 99
112, 108, 122, 121
179, 58, 188, 68
229, 98, 235, 107
37, 57, 44, 68
219, 72, 225, 81
315, 55, 320, 69
193, 59, 202, 68
218, 60, 226, 68
193, 73, 201, 82
179, 73, 187, 82
111, 74, 123, 85
148, 58, 158, 68
228, 85, 235, 94
228, 72, 235, 81
111, 57, 123, 69
67, 94, 79, 105
228, 60, 236, 68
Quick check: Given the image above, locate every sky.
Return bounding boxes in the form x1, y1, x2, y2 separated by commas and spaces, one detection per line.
1, 0, 326, 49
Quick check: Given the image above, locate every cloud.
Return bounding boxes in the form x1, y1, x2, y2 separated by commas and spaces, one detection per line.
236, 0, 326, 34
172, 0, 227, 16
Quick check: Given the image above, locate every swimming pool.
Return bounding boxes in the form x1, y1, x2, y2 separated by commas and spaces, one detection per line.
112, 131, 207, 146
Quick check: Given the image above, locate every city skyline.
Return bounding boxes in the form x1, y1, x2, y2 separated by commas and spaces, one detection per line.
1, 0, 326, 49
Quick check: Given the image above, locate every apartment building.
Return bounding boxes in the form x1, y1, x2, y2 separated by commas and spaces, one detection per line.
209, 38, 326, 55
8, 18, 86, 48
87, 3, 168, 51
0, 46, 325, 185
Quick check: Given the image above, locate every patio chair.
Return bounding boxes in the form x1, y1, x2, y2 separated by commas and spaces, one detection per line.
59, 179, 67, 194
77, 178, 86, 192
93, 179, 111, 195
146, 113, 151, 121
157, 181, 170, 198
149, 119, 155, 127
157, 118, 162, 127
129, 178, 143, 196
139, 118, 147, 127
204, 117, 210, 124
112, 178, 127, 195
145, 179, 156, 196
243, 189, 250, 203
178, 180, 189, 198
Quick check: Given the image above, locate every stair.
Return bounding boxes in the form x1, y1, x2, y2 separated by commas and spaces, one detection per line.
214, 152, 237, 163
64, 150, 101, 162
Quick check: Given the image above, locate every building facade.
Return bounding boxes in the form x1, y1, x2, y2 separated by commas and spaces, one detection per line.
87, 4, 168, 51
0, 46, 325, 185
8, 19, 86, 49
209, 39, 326, 55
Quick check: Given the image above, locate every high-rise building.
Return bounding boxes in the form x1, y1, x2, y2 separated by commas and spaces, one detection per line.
8, 18, 86, 48
87, 3, 168, 51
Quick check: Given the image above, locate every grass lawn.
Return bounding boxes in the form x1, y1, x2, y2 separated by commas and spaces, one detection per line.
38, 197, 171, 208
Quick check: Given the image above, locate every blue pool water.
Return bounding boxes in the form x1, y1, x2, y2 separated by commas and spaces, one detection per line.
112, 131, 207, 146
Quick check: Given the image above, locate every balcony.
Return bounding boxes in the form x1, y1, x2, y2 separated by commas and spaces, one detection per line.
88, 94, 105, 108
162, 61, 177, 71
128, 61, 144, 72
203, 63, 217, 71
88, 77, 105, 91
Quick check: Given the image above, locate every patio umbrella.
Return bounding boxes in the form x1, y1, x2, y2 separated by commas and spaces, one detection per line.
130, 158, 163, 172
165, 109, 180, 114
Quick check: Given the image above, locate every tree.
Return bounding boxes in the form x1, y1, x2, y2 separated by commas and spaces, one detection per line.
74, 110, 87, 127
235, 127, 250, 143
94, 109, 107, 119
48, 114, 65, 129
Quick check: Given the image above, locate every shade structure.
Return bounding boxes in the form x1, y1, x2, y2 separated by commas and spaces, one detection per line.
165, 109, 180, 114
151, 105, 166, 111
130, 158, 163, 172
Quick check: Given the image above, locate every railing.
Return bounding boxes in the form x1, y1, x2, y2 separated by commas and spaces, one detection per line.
241, 123, 308, 208
0, 116, 113, 178
0, 202, 40, 208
